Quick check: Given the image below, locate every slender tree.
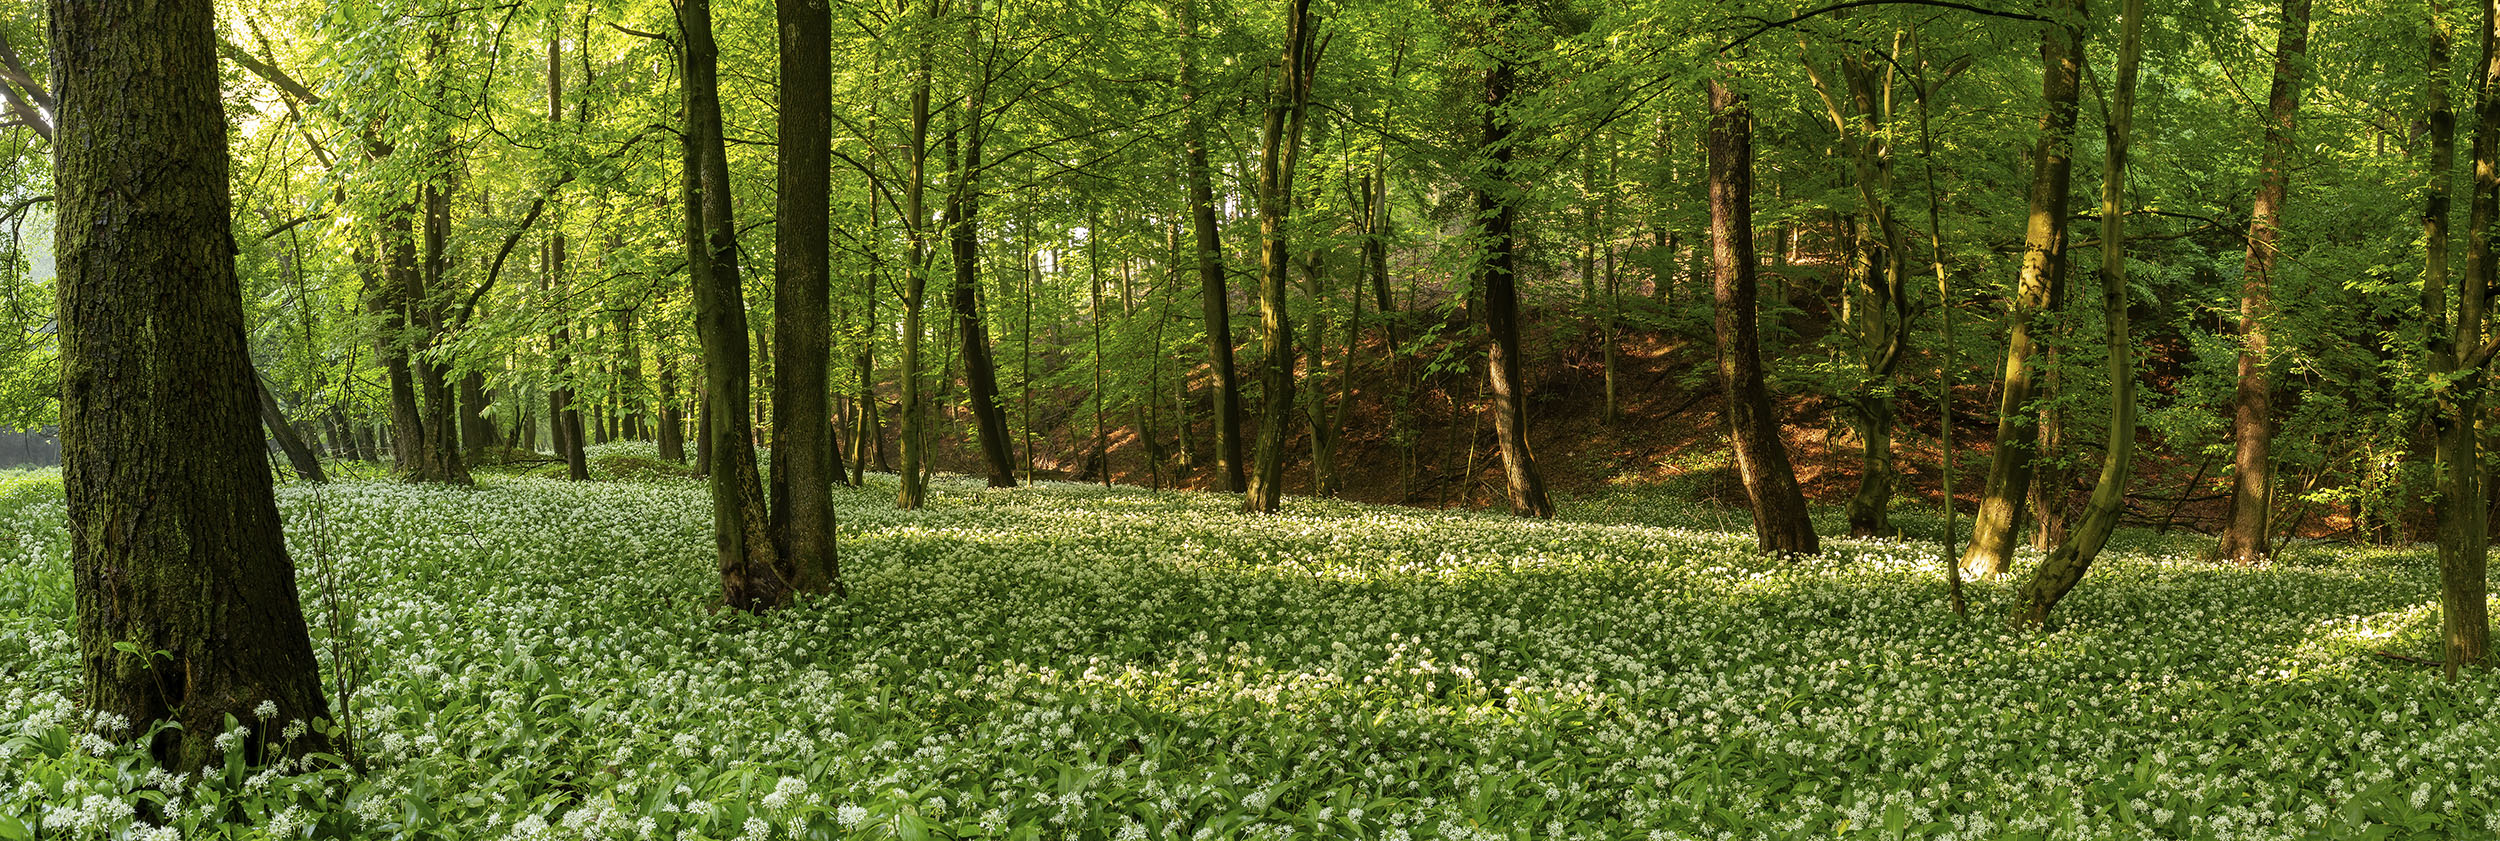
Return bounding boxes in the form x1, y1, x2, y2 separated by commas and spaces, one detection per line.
2217, 0, 2315, 565
1961, 0, 2083, 577
1708, 75, 1817, 555
2436, 0, 2497, 671
1475, 0, 1555, 519
1245, 0, 1317, 513
55, 0, 332, 767
1178, 0, 1247, 492
2018, 0, 2144, 627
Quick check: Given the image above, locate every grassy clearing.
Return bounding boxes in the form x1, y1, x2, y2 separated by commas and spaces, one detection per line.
0, 448, 2491, 840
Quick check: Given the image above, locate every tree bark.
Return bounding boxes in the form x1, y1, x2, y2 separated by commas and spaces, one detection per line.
2439, 0, 2496, 670
1961, 0, 2082, 577
658, 354, 687, 463
2218, 0, 2313, 565
1708, 76, 1817, 555
547, 31, 590, 482
771, 0, 840, 596
2017, 0, 2143, 628
896, 28, 934, 510
1179, 0, 1246, 492
55, 0, 333, 768
1244, 0, 1316, 514
681, 0, 794, 611
946, 135, 1019, 488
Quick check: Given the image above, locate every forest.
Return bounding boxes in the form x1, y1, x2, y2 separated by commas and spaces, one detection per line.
7, 0, 2500, 836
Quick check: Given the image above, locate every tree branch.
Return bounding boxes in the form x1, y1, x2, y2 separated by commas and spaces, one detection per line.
1721, 1, 2049, 54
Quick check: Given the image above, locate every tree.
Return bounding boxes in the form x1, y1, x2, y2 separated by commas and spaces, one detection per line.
1708, 75, 1816, 555
680, 0, 795, 611
1961, 0, 2082, 577
55, 0, 331, 767
771, 0, 841, 594
1474, 0, 1555, 519
1244, 0, 1316, 514
2435, 0, 2497, 671
1178, 0, 1247, 493
947, 0, 1019, 490
2017, 0, 2144, 628
2216, 0, 2314, 566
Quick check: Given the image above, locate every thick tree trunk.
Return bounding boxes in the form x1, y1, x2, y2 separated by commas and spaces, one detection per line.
1961, 1, 2081, 576
2017, 0, 2144, 628
1180, 0, 1246, 492
1708, 76, 1817, 555
2219, 0, 2314, 565
55, 0, 332, 767
459, 369, 494, 459
413, 179, 472, 485
771, 0, 840, 596
1245, 0, 1315, 514
1478, 17, 1554, 520
682, 0, 794, 611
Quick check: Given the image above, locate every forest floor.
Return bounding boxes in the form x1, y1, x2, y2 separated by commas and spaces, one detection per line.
1, 453, 2491, 839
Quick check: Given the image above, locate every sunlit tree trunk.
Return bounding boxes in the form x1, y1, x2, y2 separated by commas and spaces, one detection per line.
2017, 0, 2144, 628
897, 26, 934, 510
2437, 0, 2496, 671
1961, 0, 2082, 577
1179, 0, 1245, 492
2218, 0, 2314, 565
1245, 0, 1315, 514
1477, 0, 1554, 519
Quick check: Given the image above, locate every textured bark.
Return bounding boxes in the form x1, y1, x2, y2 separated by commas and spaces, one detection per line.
55, 0, 332, 768
771, 0, 840, 596
1179, 0, 1246, 492
1477, 5, 1554, 519
2439, 0, 2497, 670
2218, 0, 2313, 566
2017, 0, 2143, 629
682, 0, 794, 611
459, 369, 494, 458
1961, 0, 2081, 577
1245, 0, 1316, 514
546, 33, 589, 482
1708, 77, 1817, 555
945, 135, 1019, 488
413, 178, 471, 484
1805, 43, 1912, 538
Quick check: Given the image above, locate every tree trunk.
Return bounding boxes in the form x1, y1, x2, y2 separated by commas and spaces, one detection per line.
771, 0, 840, 596
546, 33, 589, 482
1244, 0, 1315, 514
1708, 76, 1817, 555
460, 369, 494, 459
2017, 0, 2143, 628
55, 0, 332, 767
2219, 0, 2313, 565
682, 0, 793, 611
2439, 0, 2496, 671
896, 32, 934, 510
255, 370, 328, 483
1961, 0, 2082, 577
413, 177, 472, 485
1476, 2, 1554, 519
946, 135, 1018, 488
659, 355, 687, 462
1180, 0, 1246, 492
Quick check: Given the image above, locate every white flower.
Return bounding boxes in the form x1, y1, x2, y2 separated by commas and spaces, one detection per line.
254, 700, 280, 719
836, 804, 868, 828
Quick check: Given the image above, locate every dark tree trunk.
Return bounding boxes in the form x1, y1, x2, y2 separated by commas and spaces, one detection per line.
413, 179, 472, 485
2219, 0, 2314, 565
682, 0, 794, 611
945, 120, 1017, 488
896, 34, 933, 510
546, 34, 590, 482
255, 370, 328, 483
55, 0, 332, 768
1961, 0, 2082, 576
770, 0, 839, 596
2439, 0, 2497, 670
658, 355, 687, 463
1179, 0, 1246, 492
1708, 76, 1817, 555
459, 369, 494, 459
1475, 3, 1554, 519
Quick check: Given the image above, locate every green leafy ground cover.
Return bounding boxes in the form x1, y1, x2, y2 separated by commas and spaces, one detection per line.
1, 447, 2493, 840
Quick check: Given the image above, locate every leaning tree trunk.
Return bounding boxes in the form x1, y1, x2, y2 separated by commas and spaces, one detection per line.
1477, 0, 1556, 519
1961, 0, 2082, 577
1708, 76, 1817, 555
770, 0, 840, 596
55, 0, 332, 768
2017, 0, 2144, 629
1244, 0, 1315, 514
255, 370, 328, 483
681, 0, 794, 611
2218, 0, 2314, 566
1179, 0, 1247, 492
